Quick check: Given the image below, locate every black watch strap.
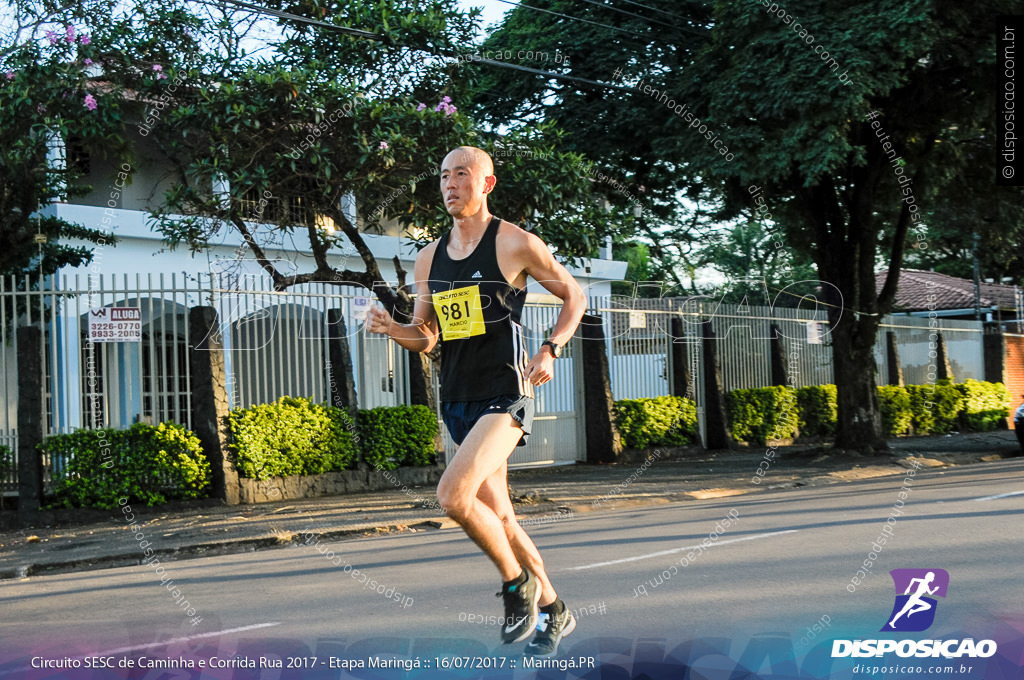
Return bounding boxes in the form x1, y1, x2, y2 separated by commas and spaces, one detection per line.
542, 340, 562, 358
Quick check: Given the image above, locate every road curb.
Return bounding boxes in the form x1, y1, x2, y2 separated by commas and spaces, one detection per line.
1, 449, 1017, 581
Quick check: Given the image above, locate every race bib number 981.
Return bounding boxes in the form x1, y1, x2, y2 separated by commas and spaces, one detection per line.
433, 285, 486, 340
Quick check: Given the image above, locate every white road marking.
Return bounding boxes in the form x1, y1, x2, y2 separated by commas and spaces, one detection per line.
7, 622, 281, 671
973, 489, 1024, 501
566, 530, 800, 571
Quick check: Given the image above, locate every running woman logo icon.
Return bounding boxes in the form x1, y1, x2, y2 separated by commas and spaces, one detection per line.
881, 568, 950, 632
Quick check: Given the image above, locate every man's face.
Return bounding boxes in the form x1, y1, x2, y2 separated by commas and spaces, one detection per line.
440, 149, 494, 218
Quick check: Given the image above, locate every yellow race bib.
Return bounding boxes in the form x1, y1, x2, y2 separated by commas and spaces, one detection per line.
433, 285, 486, 340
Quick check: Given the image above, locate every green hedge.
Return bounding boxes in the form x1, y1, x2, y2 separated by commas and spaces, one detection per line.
725, 386, 799, 445
228, 399, 438, 477
47, 422, 211, 509
907, 382, 963, 435
796, 385, 838, 438
613, 396, 698, 448
877, 385, 912, 436
357, 405, 438, 470
229, 396, 358, 480
957, 379, 1011, 431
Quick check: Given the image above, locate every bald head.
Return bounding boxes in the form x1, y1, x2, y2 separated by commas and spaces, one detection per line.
443, 146, 494, 178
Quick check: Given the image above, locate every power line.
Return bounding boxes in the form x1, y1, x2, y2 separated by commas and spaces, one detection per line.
614, 0, 691, 23
489, 0, 651, 40
576, 0, 708, 37
194, 0, 638, 93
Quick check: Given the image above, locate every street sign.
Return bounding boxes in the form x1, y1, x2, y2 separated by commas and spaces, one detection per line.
88, 307, 142, 342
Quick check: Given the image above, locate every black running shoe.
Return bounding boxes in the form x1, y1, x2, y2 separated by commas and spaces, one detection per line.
497, 570, 540, 643
524, 608, 576, 657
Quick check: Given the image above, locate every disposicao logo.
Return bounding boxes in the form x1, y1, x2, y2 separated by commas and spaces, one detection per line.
832, 569, 997, 659
882, 568, 949, 632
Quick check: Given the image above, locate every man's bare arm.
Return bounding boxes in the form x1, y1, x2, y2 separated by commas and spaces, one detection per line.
366, 245, 440, 353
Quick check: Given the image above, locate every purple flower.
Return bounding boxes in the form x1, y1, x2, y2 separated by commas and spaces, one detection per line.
379, 141, 389, 150
84, 58, 93, 65
4, 70, 13, 80
152, 64, 163, 72
37, 103, 47, 113
79, 33, 91, 45
442, 95, 451, 104
65, 25, 75, 42
84, 94, 97, 110
416, 102, 426, 111
46, 30, 60, 45
446, 105, 457, 117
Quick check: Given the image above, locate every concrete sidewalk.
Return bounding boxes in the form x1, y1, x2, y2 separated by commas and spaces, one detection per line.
0, 431, 1017, 580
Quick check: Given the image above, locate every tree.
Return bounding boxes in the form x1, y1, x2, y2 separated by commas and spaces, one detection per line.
476, 0, 1011, 451
125, 0, 615, 404
0, 2, 124, 285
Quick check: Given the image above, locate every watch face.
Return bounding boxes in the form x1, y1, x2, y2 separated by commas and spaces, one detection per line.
545, 341, 561, 357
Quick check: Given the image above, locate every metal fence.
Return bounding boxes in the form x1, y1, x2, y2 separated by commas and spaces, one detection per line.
1, 275, 992, 493
0, 272, 411, 490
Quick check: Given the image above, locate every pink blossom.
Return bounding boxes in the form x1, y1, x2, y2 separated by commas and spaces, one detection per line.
441, 95, 451, 104
84, 58, 93, 65
65, 25, 75, 42
379, 141, 389, 150
45, 30, 60, 45
4, 71, 13, 80
78, 33, 91, 45
446, 105, 457, 117
152, 64, 162, 71
416, 102, 426, 111
435, 101, 445, 112
37, 103, 47, 113
84, 94, 97, 110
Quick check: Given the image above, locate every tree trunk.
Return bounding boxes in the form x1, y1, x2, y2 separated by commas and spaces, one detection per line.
830, 313, 887, 452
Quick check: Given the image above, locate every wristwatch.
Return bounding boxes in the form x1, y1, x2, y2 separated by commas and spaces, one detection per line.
541, 340, 563, 358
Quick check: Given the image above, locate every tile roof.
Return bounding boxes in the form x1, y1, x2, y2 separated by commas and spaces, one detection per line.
876, 269, 1019, 312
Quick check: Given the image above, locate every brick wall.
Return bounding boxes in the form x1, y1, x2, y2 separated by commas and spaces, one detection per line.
1005, 335, 1024, 429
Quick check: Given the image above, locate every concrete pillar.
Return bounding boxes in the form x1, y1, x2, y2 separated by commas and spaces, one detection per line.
983, 323, 1006, 384
702, 321, 731, 450
188, 306, 239, 505
580, 313, 621, 463
325, 309, 358, 412
886, 331, 904, 386
770, 323, 789, 387
16, 326, 44, 520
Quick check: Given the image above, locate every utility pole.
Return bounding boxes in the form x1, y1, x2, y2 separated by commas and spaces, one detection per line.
972, 231, 982, 321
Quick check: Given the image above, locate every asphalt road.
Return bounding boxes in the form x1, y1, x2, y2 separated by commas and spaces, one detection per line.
2, 458, 1023, 679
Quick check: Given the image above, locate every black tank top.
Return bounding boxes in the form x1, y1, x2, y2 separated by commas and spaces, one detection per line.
428, 217, 534, 402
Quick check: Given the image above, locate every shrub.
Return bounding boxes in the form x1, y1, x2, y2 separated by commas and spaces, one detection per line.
725, 386, 799, 445
48, 422, 211, 509
877, 385, 912, 437
907, 382, 963, 435
957, 379, 1011, 431
613, 396, 697, 448
796, 385, 838, 437
229, 396, 357, 479
358, 405, 438, 470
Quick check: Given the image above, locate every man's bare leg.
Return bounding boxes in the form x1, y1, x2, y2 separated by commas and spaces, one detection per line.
436, 413, 525, 581
476, 461, 558, 607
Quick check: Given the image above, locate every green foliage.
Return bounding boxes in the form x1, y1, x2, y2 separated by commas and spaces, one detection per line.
907, 382, 963, 435
796, 385, 838, 438
48, 422, 210, 509
229, 396, 357, 480
877, 386, 913, 437
957, 379, 1011, 432
725, 387, 798, 445
357, 405, 438, 470
613, 396, 698, 449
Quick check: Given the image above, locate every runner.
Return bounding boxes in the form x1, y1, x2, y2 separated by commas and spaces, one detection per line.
366, 145, 585, 657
